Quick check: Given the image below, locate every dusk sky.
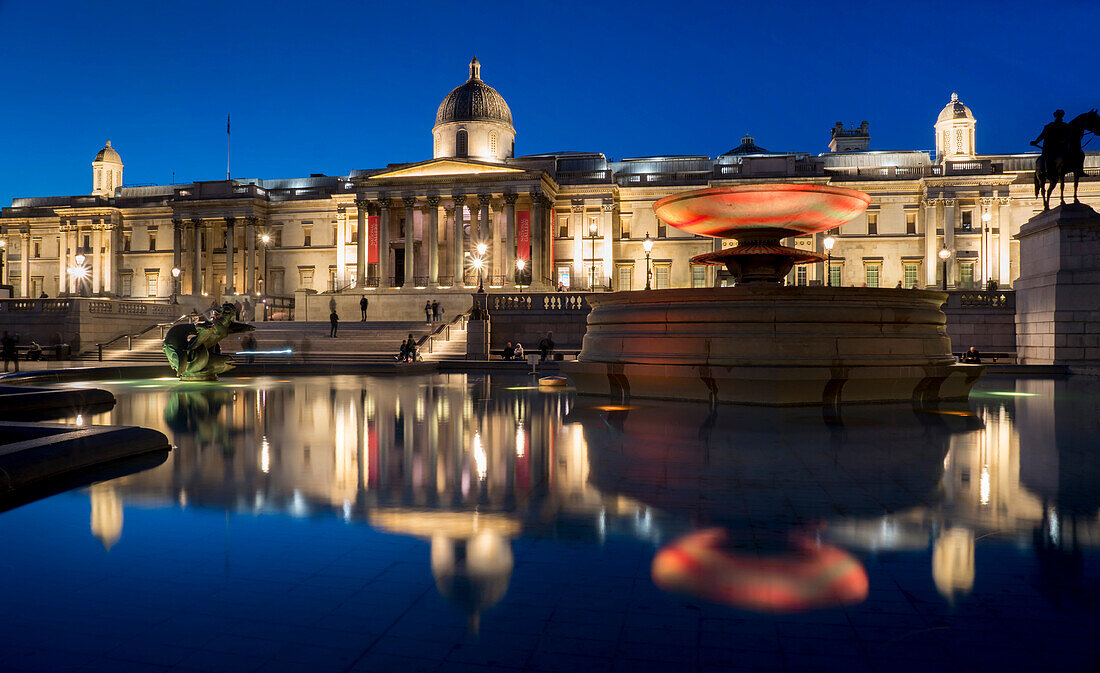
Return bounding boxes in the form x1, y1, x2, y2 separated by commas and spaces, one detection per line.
0, 0, 1095, 207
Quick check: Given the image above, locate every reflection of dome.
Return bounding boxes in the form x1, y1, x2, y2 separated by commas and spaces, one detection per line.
94, 140, 122, 164
435, 57, 514, 128
90, 483, 123, 551
932, 527, 974, 601
431, 531, 514, 633
937, 93, 974, 123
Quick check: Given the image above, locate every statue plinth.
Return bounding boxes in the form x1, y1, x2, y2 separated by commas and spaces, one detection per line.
1015, 203, 1100, 365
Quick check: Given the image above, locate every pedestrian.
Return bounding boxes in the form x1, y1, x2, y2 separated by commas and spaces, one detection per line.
404, 333, 417, 362
439, 304, 445, 322
895, 281, 902, 288
243, 333, 257, 364
2, 331, 19, 373
424, 300, 432, 323
556, 281, 565, 292
431, 300, 440, 322
538, 331, 555, 361
360, 295, 369, 321
330, 309, 339, 338
962, 346, 982, 364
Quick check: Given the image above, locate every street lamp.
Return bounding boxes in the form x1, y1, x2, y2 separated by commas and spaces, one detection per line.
516, 257, 526, 293
981, 210, 992, 288
260, 233, 271, 297
643, 233, 653, 290
171, 266, 181, 304
0, 239, 6, 287
823, 236, 836, 287
589, 221, 598, 290
69, 253, 88, 296
475, 242, 487, 293
938, 246, 952, 291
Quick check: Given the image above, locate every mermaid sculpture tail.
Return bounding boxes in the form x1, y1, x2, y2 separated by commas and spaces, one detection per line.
162, 303, 254, 381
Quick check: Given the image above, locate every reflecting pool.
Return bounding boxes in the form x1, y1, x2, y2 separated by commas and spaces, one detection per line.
1, 373, 1099, 672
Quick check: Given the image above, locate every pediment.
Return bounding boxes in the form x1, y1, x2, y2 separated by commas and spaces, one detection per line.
367, 159, 525, 180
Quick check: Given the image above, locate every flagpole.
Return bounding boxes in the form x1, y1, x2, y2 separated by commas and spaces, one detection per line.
226, 113, 231, 181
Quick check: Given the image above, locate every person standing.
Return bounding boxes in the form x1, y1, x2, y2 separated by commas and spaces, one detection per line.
538, 331, 555, 361
424, 300, 432, 323
329, 309, 339, 338
2, 331, 19, 373
360, 295, 369, 321
431, 300, 440, 322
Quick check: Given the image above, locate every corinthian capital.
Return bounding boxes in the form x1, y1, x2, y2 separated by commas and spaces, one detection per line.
426, 194, 441, 208
403, 195, 418, 208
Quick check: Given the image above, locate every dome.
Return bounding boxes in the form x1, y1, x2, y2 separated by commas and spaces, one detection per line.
937, 93, 974, 123
722, 134, 770, 156
435, 58, 513, 128
94, 140, 121, 164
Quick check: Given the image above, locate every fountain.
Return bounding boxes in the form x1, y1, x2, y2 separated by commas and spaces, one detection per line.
162, 303, 254, 381
563, 184, 984, 405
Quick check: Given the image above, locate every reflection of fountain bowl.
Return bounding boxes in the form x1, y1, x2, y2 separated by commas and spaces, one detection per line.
564, 285, 984, 405
653, 184, 870, 284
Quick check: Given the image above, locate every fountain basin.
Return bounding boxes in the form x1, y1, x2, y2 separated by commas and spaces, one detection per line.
562, 286, 983, 405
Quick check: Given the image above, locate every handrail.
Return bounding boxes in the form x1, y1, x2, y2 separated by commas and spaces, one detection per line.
93, 313, 192, 360
417, 311, 468, 354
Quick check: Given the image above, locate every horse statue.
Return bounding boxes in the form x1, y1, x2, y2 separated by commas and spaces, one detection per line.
163, 302, 254, 381
1033, 109, 1100, 210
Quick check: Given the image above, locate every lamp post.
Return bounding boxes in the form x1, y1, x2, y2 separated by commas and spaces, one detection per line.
643, 233, 653, 290
516, 258, 526, 293
171, 266, 180, 304
0, 239, 6, 287
70, 253, 88, 296
938, 246, 951, 291
823, 236, 835, 287
475, 242, 487, 293
981, 210, 992, 288
260, 233, 270, 297
589, 221, 598, 291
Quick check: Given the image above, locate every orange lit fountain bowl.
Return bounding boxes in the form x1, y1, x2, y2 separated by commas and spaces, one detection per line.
654, 184, 870, 284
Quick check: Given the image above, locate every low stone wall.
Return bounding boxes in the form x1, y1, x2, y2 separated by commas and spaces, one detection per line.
295, 288, 473, 323
941, 291, 1017, 357
483, 292, 591, 351
0, 298, 178, 353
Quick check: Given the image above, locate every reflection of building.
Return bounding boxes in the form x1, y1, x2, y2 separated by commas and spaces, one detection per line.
89, 482, 122, 551
4, 61, 1099, 300
931, 527, 974, 601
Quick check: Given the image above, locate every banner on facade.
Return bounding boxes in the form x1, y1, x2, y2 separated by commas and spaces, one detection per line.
517, 210, 531, 261
367, 215, 379, 264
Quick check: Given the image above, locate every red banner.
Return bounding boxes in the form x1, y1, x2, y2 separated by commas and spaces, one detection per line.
367, 215, 379, 265
517, 210, 531, 261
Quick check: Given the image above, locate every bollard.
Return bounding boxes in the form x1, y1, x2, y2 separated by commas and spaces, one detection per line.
97, 344, 103, 361
127, 335, 132, 350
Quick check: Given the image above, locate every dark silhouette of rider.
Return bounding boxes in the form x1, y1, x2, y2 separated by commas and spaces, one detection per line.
1031, 109, 1072, 156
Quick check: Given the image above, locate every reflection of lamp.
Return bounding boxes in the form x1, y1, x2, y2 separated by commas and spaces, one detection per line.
643, 233, 653, 290
823, 236, 835, 287
938, 246, 952, 291
475, 242, 487, 293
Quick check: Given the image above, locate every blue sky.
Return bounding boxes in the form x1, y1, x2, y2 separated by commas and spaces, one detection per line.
0, 0, 1095, 206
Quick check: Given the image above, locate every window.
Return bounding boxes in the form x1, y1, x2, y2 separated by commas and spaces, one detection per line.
904, 263, 919, 288
83, 234, 91, 250
32, 238, 41, 258
489, 131, 498, 157
120, 273, 132, 297
456, 129, 468, 157
329, 266, 337, 291
31, 277, 43, 297
583, 261, 604, 288
617, 264, 633, 291
906, 212, 916, 235
959, 262, 975, 288
145, 272, 159, 297
348, 223, 357, 244
123, 233, 131, 252
273, 229, 283, 246
148, 234, 156, 252
961, 211, 972, 231
299, 267, 315, 290
795, 265, 807, 286
620, 216, 631, 239
332, 225, 338, 246
303, 226, 312, 247
864, 263, 880, 288
556, 265, 571, 289
830, 263, 842, 288
558, 217, 569, 238
657, 220, 667, 238
866, 213, 877, 235
693, 265, 708, 288
654, 263, 671, 289
271, 270, 284, 294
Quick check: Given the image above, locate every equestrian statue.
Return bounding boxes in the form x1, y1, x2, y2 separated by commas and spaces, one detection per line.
163, 303, 254, 381
1032, 109, 1100, 210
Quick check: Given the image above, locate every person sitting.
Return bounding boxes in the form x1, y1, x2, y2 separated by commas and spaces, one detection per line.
514, 342, 525, 360
961, 346, 982, 364
397, 341, 408, 363
403, 334, 417, 362
503, 341, 515, 360
27, 341, 43, 361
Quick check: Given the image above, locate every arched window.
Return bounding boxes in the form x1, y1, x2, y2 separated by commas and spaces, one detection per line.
456, 129, 468, 158
955, 129, 963, 155
488, 131, 498, 157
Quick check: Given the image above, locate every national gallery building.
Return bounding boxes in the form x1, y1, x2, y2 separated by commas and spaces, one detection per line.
2, 58, 1098, 305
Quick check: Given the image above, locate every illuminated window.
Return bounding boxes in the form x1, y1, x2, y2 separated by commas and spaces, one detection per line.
961, 211, 972, 231
558, 217, 569, 238
123, 233, 131, 252
657, 219, 667, 238
904, 263, 919, 287
619, 216, 631, 239
866, 213, 877, 235
830, 263, 842, 287
556, 265, 571, 288
145, 272, 159, 297
299, 267, 314, 290
489, 131, 498, 156
795, 265, 807, 286
654, 263, 671, 289
906, 212, 916, 235
692, 265, 707, 288
32, 238, 41, 258
119, 273, 132, 297
864, 263, 880, 288
148, 234, 156, 252
959, 262, 974, 288
456, 129, 468, 157
303, 226, 312, 247
617, 264, 633, 291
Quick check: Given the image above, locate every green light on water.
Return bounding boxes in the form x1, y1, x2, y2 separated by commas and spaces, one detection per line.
985, 391, 1040, 397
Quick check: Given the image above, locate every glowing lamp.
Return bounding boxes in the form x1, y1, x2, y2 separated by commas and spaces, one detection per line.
642, 234, 654, 254
171, 267, 181, 278
516, 258, 525, 270
476, 242, 487, 256
74, 254, 86, 266
261, 234, 271, 244
823, 236, 835, 251
938, 247, 951, 261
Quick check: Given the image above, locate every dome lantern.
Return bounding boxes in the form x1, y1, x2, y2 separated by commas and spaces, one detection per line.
935, 92, 977, 163
92, 139, 123, 197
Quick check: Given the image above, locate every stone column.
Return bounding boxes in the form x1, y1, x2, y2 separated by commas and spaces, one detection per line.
998, 197, 1012, 287
601, 202, 614, 290
504, 192, 518, 288
571, 203, 585, 289
943, 197, 957, 287
354, 198, 368, 286
58, 223, 68, 295
224, 216, 236, 295
478, 193, 492, 281
19, 229, 30, 297
403, 196, 416, 287
529, 192, 543, 288
103, 222, 113, 294
378, 196, 391, 287
91, 225, 103, 294
335, 206, 346, 289
923, 198, 938, 287
453, 194, 466, 285
172, 219, 183, 283
979, 197, 994, 286
191, 218, 203, 296
245, 217, 257, 294
427, 195, 440, 286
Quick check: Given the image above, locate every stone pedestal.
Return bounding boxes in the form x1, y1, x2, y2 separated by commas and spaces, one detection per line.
1015, 204, 1100, 365
466, 319, 489, 360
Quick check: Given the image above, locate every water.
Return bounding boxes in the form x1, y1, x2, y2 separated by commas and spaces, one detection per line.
1, 373, 1099, 672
